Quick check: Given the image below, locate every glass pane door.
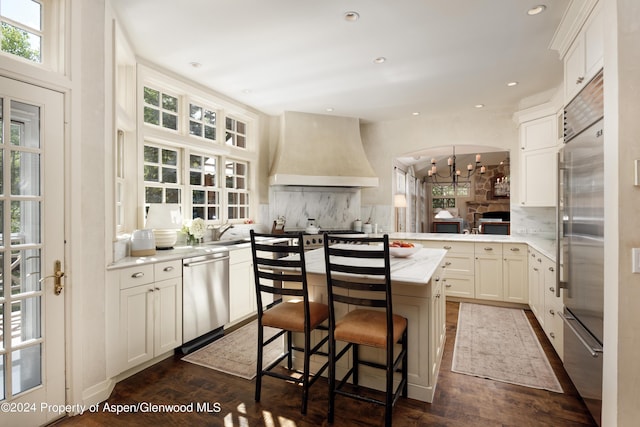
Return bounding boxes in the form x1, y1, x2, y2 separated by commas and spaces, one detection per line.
0, 98, 43, 399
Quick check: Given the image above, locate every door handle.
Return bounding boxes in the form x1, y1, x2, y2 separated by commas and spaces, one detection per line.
39, 260, 65, 295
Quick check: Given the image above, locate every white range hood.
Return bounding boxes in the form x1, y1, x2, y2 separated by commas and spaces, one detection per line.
269, 111, 379, 187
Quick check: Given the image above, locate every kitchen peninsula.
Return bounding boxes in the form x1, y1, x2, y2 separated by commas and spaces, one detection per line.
297, 245, 448, 403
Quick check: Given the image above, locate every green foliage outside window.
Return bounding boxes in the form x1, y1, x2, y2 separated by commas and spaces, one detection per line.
1, 23, 40, 62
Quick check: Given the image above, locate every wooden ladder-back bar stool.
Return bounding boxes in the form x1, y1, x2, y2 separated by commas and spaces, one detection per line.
323, 233, 408, 427
250, 230, 329, 415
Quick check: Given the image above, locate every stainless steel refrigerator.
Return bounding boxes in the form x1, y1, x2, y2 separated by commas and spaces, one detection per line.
558, 69, 604, 426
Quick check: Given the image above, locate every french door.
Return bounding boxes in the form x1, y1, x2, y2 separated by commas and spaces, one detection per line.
0, 77, 65, 426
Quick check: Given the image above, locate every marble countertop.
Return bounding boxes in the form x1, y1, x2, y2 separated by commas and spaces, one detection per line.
376, 232, 557, 262
108, 233, 556, 271
107, 236, 290, 270
302, 244, 447, 286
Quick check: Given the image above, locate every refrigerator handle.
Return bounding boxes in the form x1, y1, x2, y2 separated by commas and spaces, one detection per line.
558, 311, 603, 357
556, 151, 567, 298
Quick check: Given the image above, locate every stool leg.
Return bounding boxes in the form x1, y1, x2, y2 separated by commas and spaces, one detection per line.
402, 328, 408, 397
328, 334, 335, 423
352, 343, 359, 386
301, 328, 311, 415
286, 331, 293, 370
255, 322, 264, 402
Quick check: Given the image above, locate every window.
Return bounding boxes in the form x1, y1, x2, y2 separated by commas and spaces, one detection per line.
143, 86, 178, 131
189, 154, 220, 220
0, 0, 42, 63
189, 103, 217, 141
225, 117, 246, 148
431, 183, 469, 209
225, 160, 249, 220
143, 144, 181, 204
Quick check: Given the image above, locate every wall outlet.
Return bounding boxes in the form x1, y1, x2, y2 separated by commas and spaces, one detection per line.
633, 248, 640, 273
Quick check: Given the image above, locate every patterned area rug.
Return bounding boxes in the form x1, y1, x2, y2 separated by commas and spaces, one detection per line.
452, 303, 563, 393
182, 320, 283, 380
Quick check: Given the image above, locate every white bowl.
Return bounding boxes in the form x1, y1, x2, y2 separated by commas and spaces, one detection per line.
153, 229, 178, 248
389, 243, 422, 258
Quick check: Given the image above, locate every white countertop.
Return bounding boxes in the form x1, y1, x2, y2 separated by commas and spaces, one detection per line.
302, 244, 447, 286
378, 232, 557, 262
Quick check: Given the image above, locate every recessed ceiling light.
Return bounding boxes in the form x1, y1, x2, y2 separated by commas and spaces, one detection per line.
373, 57, 386, 64
412, 112, 420, 116
527, 5, 547, 16
326, 107, 334, 112
189, 61, 202, 68
507, 81, 519, 87
475, 104, 485, 109
344, 11, 360, 22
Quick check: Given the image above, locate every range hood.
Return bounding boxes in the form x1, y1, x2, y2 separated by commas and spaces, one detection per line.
269, 111, 379, 187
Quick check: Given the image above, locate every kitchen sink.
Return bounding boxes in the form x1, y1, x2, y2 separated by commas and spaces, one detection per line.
205, 238, 251, 247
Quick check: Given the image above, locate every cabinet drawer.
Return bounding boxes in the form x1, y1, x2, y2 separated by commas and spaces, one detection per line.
443, 274, 475, 298
120, 264, 154, 290
443, 254, 474, 274
474, 242, 503, 256
422, 240, 474, 254
503, 243, 527, 255
230, 247, 252, 264
154, 260, 182, 281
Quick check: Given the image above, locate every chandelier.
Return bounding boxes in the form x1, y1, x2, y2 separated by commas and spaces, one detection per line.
427, 146, 485, 185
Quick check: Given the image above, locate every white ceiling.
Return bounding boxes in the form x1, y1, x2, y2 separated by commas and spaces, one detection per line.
110, 0, 569, 124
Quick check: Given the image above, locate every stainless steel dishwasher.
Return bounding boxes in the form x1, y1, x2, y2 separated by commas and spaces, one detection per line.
182, 250, 229, 352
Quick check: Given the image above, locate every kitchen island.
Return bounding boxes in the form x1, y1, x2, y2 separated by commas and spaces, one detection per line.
289, 245, 447, 403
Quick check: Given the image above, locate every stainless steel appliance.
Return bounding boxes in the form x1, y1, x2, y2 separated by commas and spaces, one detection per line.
182, 250, 229, 353
558, 69, 604, 425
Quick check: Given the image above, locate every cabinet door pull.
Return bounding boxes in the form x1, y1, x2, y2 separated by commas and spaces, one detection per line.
155, 287, 160, 291
443, 245, 452, 250
445, 283, 452, 288
445, 261, 452, 266
484, 247, 493, 251
509, 247, 520, 252
549, 309, 555, 315
148, 288, 154, 292
163, 266, 174, 272
548, 266, 555, 272
131, 272, 145, 279
576, 76, 585, 84
549, 287, 555, 293
533, 267, 539, 271
550, 332, 556, 339
537, 258, 542, 263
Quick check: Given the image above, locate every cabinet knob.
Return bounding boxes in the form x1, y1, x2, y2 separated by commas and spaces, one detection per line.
549, 309, 555, 315
132, 272, 145, 279
443, 245, 452, 250
549, 287, 555, 293
550, 332, 556, 339
435, 276, 440, 282
576, 76, 585, 84
163, 266, 174, 272
445, 283, 452, 288
445, 261, 452, 266
148, 288, 154, 293
549, 266, 555, 272
537, 258, 542, 263
533, 267, 539, 271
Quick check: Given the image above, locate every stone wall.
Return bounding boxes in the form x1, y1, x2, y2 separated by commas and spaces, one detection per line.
466, 164, 510, 227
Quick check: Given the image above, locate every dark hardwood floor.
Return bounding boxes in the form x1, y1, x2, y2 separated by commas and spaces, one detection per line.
52, 301, 597, 426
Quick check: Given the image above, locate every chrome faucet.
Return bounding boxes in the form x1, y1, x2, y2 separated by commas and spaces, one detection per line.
212, 223, 234, 241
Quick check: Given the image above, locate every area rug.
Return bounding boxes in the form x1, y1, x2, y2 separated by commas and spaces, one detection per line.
182, 320, 283, 380
452, 303, 563, 393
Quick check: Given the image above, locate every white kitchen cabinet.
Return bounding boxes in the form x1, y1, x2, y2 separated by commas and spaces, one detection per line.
542, 256, 564, 360
118, 260, 182, 373
419, 240, 475, 298
228, 247, 257, 324
519, 114, 558, 207
503, 243, 528, 304
474, 243, 503, 301
564, 2, 603, 103
528, 248, 545, 327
